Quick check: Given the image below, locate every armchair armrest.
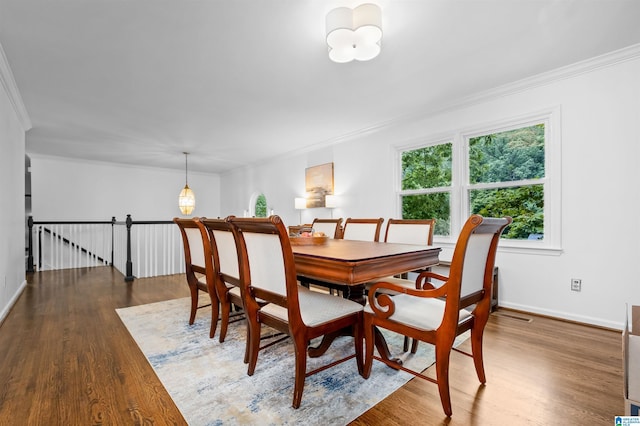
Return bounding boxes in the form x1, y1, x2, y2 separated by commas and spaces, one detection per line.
367, 280, 450, 319
415, 270, 449, 290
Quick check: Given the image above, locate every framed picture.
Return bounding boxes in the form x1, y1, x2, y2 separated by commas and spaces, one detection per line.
305, 163, 334, 208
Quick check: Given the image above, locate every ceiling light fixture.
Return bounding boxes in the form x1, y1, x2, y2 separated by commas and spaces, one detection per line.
326, 3, 382, 63
178, 152, 195, 215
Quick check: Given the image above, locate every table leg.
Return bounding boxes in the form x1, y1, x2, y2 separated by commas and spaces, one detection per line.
309, 325, 401, 366
307, 283, 400, 364
308, 330, 342, 357
307, 284, 363, 358
342, 284, 365, 305
373, 326, 403, 366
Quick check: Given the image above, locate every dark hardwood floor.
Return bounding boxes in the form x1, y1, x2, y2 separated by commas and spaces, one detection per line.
0, 266, 624, 425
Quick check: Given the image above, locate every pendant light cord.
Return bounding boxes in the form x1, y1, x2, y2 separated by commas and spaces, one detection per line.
184, 152, 189, 185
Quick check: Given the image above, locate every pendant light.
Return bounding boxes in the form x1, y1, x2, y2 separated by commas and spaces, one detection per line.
178, 152, 195, 215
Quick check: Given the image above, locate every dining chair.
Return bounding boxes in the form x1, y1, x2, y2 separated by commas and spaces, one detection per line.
366, 218, 436, 288
384, 218, 436, 245
341, 217, 384, 242
365, 218, 437, 350
228, 215, 364, 409
298, 218, 344, 294
363, 214, 511, 416
310, 217, 343, 239
199, 217, 245, 344
173, 217, 219, 339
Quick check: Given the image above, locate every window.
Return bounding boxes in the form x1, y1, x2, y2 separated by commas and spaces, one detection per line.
400, 142, 453, 236
399, 108, 560, 250
255, 194, 267, 217
467, 124, 545, 240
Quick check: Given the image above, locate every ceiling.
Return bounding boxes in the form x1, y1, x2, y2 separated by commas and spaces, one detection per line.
2, 0, 640, 174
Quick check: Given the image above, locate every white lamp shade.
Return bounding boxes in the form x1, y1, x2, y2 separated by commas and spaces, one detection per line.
295, 197, 307, 209
326, 3, 382, 63
178, 185, 196, 215
325, 194, 338, 208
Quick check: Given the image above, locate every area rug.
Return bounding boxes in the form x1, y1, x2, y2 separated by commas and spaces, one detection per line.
116, 297, 468, 425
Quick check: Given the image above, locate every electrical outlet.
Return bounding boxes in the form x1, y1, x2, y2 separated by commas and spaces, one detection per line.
571, 278, 582, 292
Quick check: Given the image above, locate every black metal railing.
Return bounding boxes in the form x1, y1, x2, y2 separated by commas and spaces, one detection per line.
27, 215, 183, 281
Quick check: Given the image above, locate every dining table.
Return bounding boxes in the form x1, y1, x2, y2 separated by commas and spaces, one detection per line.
291, 238, 442, 363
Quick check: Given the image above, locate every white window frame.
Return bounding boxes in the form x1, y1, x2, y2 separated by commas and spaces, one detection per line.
397, 106, 562, 254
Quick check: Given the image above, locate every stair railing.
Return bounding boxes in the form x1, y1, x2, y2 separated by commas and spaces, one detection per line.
27, 215, 185, 281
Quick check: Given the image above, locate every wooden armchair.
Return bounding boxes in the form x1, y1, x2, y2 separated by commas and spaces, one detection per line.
228, 215, 364, 408
366, 218, 437, 350
363, 214, 511, 416
341, 217, 384, 242
173, 217, 218, 338
310, 217, 343, 239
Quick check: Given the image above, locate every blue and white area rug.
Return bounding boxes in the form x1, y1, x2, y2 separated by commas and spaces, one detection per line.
117, 297, 468, 425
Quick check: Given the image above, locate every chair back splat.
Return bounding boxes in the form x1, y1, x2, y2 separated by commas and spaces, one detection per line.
310, 218, 343, 239
384, 218, 435, 245
342, 218, 384, 242
173, 217, 219, 338
228, 215, 364, 409
200, 217, 246, 345
364, 218, 437, 314
363, 214, 511, 417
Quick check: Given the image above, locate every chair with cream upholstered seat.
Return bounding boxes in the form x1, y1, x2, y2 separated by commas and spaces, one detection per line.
365, 218, 437, 351
199, 217, 245, 344
228, 215, 364, 409
310, 217, 343, 239
366, 218, 436, 292
384, 218, 436, 245
174, 217, 219, 338
363, 214, 511, 417
341, 217, 384, 242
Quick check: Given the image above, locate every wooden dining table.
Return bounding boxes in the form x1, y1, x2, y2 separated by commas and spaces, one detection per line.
292, 238, 442, 362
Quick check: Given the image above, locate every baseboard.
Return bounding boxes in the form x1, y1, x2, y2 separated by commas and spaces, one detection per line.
497, 302, 623, 332
0, 279, 27, 327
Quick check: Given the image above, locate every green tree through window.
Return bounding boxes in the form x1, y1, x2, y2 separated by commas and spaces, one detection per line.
400, 123, 546, 240
468, 124, 545, 239
255, 194, 267, 217
401, 143, 452, 236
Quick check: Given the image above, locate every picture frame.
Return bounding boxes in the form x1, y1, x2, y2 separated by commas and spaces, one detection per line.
305, 163, 334, 208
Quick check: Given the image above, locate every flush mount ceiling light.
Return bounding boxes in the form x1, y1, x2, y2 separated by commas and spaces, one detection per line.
326, 3, 382, 63
178, 152, 195, 215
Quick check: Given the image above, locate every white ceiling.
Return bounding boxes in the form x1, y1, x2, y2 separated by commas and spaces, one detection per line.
2, 0, 640, 174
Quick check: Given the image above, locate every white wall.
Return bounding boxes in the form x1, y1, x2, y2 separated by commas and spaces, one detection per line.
220, 53, 640, 329
30, 156, 221, 222
0, 64, 27, 323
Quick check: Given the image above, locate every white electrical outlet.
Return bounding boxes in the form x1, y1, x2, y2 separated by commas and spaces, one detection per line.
571, 278, 582, 291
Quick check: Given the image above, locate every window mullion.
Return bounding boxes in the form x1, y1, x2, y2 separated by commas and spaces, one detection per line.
468, 177, 544, 191
454, 131, 467, 235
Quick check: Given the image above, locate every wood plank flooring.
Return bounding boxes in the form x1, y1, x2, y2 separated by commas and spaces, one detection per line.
0, 266, 624, 425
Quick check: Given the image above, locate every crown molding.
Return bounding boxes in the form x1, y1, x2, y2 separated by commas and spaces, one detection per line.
0, 41, 32, 131
311, 42, 640, 148
439, 42, 640, 114
28, 152, 219, 176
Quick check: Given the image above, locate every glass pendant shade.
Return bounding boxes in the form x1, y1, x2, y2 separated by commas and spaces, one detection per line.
178, 152, 195, 215
178, 184, 195, 215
